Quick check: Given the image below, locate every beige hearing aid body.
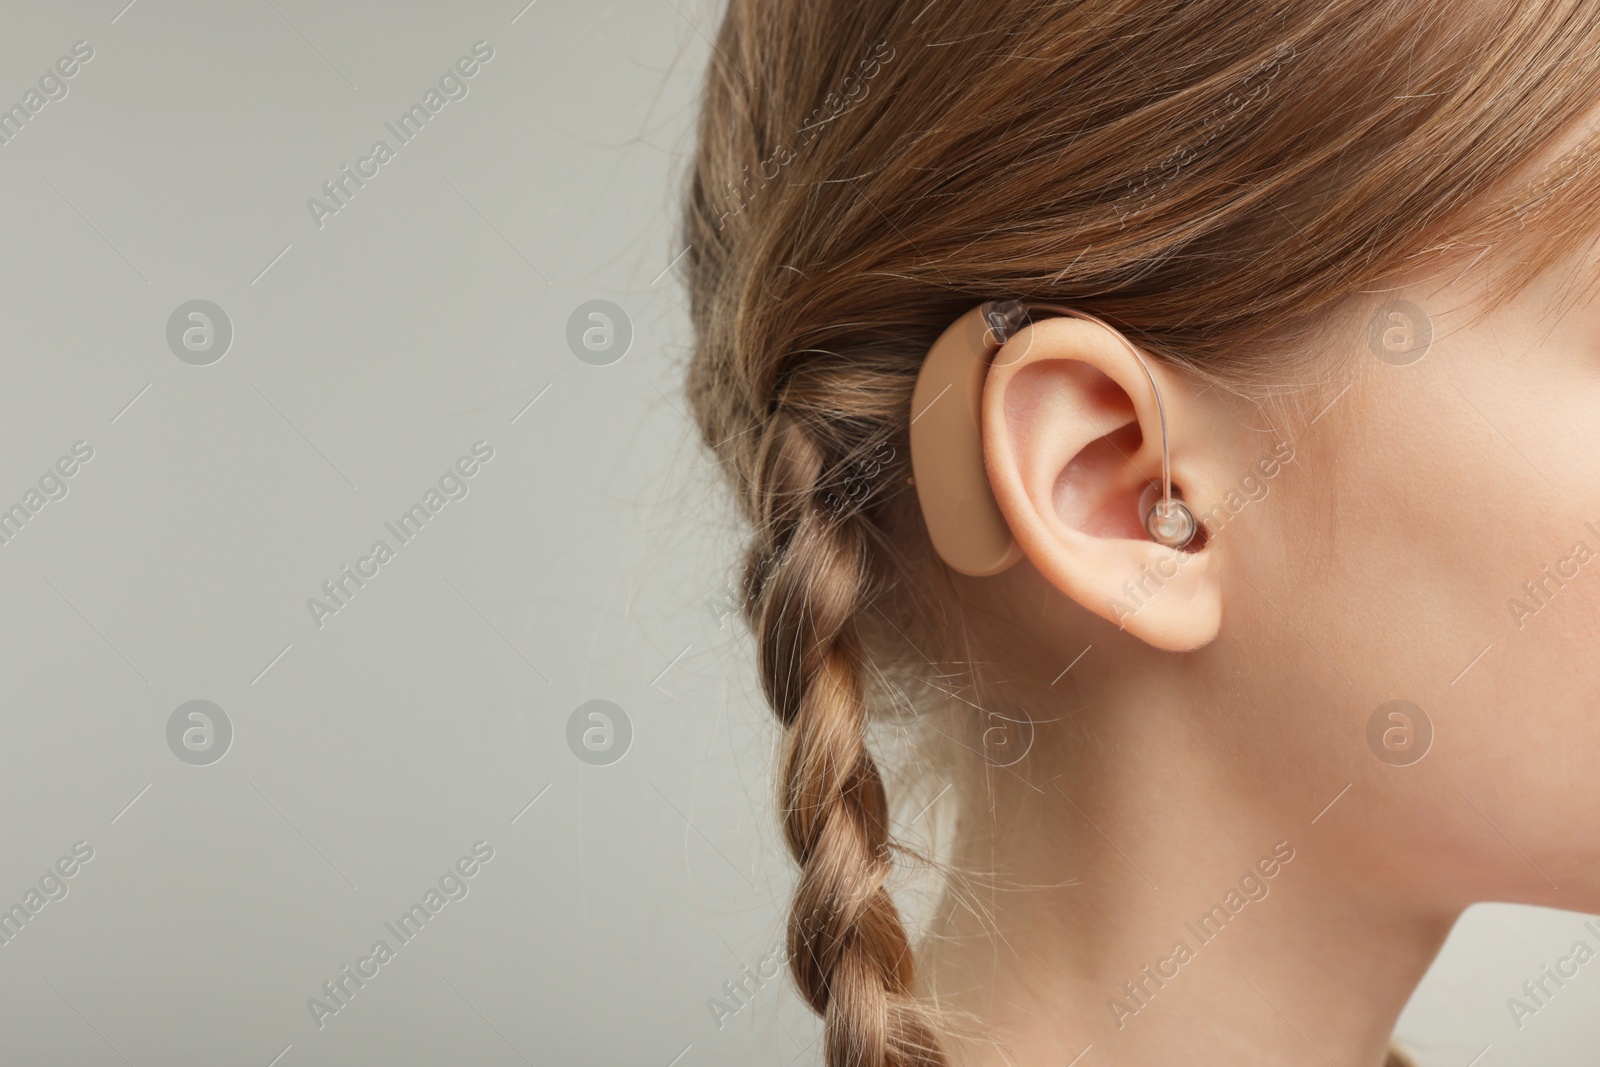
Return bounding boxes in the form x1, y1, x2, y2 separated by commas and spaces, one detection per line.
909, 306, 1026, 577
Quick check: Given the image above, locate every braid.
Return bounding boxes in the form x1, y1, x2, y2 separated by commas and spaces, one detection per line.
747, 409, 945, 1067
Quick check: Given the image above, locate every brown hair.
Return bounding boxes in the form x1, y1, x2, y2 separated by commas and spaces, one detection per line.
679, 1, 1600, 1064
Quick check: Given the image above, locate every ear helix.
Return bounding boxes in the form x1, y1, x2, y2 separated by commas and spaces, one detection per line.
909, 300, 1202, 575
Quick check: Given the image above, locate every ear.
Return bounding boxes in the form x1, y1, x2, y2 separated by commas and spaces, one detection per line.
980, 316, 1225, 651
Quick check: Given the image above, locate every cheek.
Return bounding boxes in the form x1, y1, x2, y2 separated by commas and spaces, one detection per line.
1213, 331, 1600, 900
1245, 368, 1526, 697
1296, 336, 1600, 892
1441, 359, 1600, 874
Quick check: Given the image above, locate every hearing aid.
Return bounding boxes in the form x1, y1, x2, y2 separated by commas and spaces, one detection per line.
909, 300, 1198, 577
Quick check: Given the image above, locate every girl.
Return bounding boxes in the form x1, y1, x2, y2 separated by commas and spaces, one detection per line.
678, 2, 1600, 1063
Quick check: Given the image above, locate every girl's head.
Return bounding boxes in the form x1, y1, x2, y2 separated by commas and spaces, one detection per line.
680, 2, 1600, 1063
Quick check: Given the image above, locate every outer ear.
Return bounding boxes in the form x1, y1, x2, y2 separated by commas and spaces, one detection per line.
981, 317, 1224, 651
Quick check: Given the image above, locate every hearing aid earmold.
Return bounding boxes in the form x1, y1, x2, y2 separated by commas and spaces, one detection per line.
909, 301, 1198, 577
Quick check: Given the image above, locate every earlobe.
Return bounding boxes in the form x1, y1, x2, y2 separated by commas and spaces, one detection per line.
980, 317, 1224, 652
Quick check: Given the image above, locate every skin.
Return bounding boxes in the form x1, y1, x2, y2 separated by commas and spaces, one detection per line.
915, 116, 1600, 1065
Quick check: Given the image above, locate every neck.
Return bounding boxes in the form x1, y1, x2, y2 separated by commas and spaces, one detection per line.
917, 678, 1458, 1066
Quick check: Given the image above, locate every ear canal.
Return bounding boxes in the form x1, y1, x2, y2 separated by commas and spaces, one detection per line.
908, 305, 1023, 576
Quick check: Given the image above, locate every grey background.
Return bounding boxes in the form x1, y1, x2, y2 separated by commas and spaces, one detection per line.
0, 1, 1592, 1064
